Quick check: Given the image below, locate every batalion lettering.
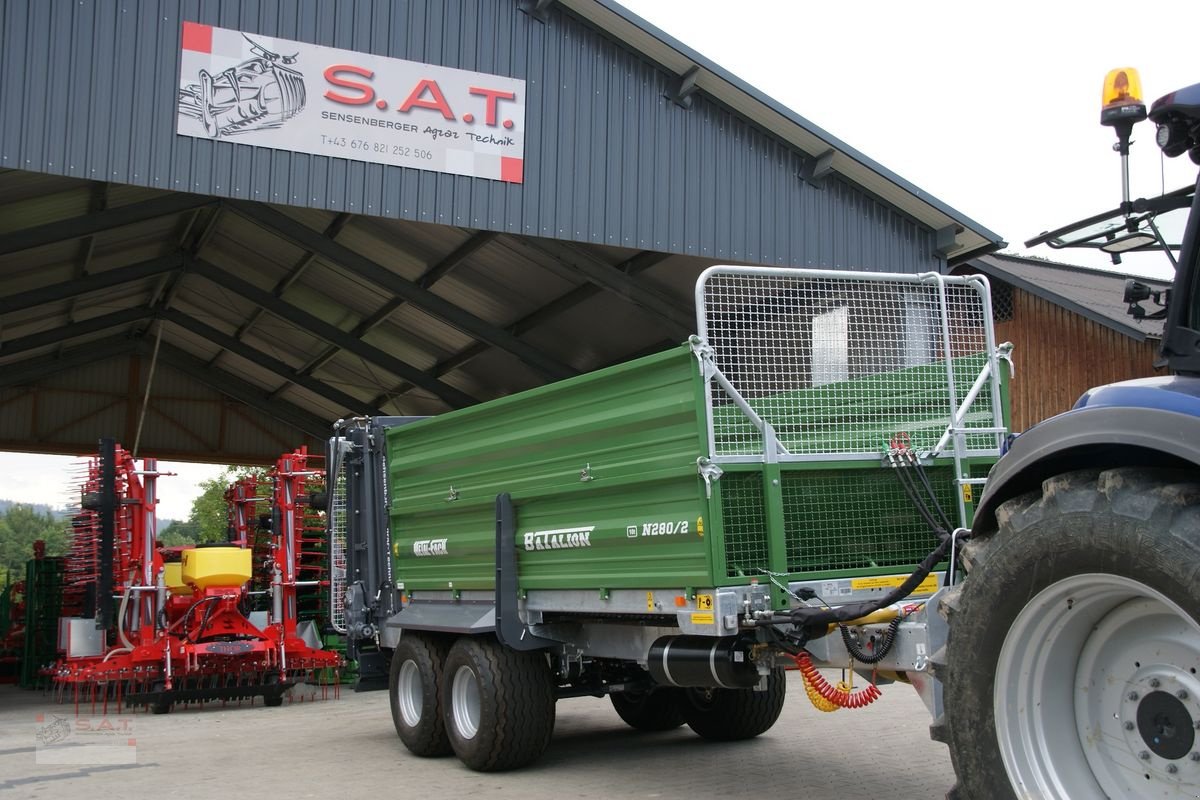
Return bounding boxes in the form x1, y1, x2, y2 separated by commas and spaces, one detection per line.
522, 527, 594, 551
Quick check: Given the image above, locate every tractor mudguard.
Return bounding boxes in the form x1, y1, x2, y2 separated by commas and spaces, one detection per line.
972, 403, 1200, 532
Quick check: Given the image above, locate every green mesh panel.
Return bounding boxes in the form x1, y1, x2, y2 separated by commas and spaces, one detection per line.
719, 472, 769, 577
720, 464, 989, 578
782, 468, 960, 573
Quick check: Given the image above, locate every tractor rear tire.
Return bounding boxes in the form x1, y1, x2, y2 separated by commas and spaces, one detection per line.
610, 687, 686, 731
441, 636, 556, 771
680, 668, 786, 741
936, 468, 1200, 800
389, 633, 453, 757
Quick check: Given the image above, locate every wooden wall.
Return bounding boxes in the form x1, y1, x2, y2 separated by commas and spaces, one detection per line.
995, 288, 1163, 432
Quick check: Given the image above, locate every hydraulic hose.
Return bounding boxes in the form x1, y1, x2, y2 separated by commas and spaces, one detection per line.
839, 616, 903, 665
116, 568, 137, 651
756, 535, 951, 628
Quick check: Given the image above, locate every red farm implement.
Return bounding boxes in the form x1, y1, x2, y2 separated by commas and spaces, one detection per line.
50, 439, 339, 713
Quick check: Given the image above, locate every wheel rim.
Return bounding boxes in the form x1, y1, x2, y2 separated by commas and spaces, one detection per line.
451, 665, 481, 740
996, 573, 1200, 799
396, 660, 423, 727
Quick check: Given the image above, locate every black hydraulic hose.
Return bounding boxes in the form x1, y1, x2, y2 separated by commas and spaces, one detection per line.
757, 536, 952, 628
892, 464, 946, 536
839, 616, 902, 664
167, 595, 221, 638
757, 443, 961, 633
909, 455, 954, 531
196, 599, 218, 640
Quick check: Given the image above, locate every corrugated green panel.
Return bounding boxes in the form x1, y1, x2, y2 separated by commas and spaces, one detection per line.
392, 504, 497, 590
388, 344, 713, 591
515, 479, 709, 590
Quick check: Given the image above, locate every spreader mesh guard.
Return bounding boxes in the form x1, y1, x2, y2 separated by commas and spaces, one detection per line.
696, 267, 1008, 580
696, 267, 1006, 462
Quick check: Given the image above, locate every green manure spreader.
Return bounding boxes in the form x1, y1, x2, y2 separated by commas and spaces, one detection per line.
327, 266, 1011, 772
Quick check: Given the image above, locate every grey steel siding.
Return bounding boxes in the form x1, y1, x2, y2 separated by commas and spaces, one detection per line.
0, 0, 937, 272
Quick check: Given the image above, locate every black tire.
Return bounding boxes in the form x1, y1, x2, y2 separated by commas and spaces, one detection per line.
680, 668, 786, 741
149, 682, 171, 715
936, 468, 1200, 799
262, 672, 286, 707
609, 687, 686, 731
389, 633, 453, 757
441, 636, 556, 771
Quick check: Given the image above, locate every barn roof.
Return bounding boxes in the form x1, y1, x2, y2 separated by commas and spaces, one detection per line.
958, 254, 1172, 342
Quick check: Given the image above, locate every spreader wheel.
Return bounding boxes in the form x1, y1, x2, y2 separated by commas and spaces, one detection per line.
441, 636, 555, 771
610, 687, 686, 731
389, 633, 452, 757
679, 668, 786, 741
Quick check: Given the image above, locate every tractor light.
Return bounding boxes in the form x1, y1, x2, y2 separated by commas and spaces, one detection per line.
1100, 67, 1147, 127
1157, 124, 1172, 148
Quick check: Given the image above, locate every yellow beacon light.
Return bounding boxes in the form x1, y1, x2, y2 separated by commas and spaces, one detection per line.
1100, 67, 1147, 128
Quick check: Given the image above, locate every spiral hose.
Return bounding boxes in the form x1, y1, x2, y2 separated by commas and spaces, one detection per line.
800, 667, 841, 712
793, 652, 881, 710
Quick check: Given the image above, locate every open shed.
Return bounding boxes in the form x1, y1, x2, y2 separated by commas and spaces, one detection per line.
0, 0, 1002, 464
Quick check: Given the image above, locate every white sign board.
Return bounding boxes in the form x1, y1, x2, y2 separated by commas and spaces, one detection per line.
177, 22, 526, 183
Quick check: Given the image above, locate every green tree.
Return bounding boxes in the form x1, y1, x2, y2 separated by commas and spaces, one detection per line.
183, 467, 267, 544
158, 521, 198, 548
0, 505, 67, 587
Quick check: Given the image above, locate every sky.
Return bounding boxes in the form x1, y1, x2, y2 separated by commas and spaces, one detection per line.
2, 0, 1199, 521
618, 0, 1199, 280
0, 452, 225, 522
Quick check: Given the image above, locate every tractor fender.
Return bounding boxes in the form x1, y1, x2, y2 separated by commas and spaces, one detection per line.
972, 405, 1200, 533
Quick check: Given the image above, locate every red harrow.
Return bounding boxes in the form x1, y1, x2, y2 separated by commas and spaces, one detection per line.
51, 439, 340, 713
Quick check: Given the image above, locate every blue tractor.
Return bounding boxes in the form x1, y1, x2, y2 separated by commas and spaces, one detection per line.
935, 72, 1200, 798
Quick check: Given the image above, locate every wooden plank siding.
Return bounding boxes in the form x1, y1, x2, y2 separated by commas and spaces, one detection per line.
995, 287, 1163, 432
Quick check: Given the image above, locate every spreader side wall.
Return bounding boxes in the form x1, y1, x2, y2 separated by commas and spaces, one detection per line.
386, 344, 714, 591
